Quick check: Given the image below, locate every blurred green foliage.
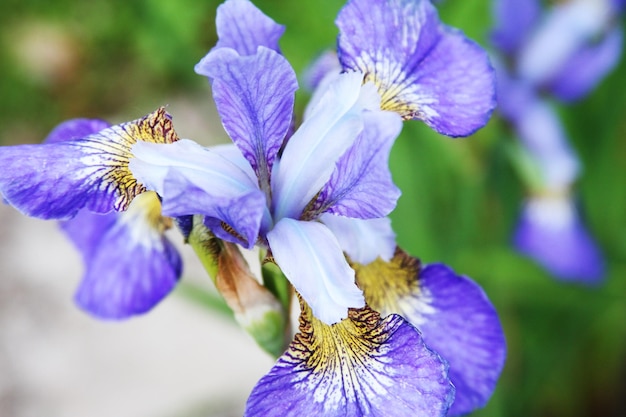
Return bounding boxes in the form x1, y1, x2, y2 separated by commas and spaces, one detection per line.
0, 0, 624, 416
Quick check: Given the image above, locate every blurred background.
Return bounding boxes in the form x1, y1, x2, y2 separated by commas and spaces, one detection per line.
0, 0, 624, 416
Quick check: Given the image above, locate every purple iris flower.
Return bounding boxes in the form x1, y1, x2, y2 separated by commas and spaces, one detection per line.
0, 112, 183, 318
491, 0, 621, 283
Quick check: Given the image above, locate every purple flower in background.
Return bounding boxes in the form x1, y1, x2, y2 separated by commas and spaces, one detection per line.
0, 110, 184, 318
491, 0, 622, 283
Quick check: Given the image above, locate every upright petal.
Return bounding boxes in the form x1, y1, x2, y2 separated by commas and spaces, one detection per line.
0, 108, 179, 219
271, 73, 378, 220
320, 214, 396, 265
207, 0, 284, 57
197, 47, 298, 190
336, 0, 496, 137
67, 192, 182, 319
130, 140, 266, 249
311, 110, 402, 219
353, 249, 506, 416
513, 196, 605, 283
490, 0, 541, 55
245, 300, 455, 417
548, 27, 623, 102
267, 218, 364, 324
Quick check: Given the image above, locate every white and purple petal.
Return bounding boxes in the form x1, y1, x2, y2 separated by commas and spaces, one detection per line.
548, 27, 623, 102
513, 196, 605, 283
271, 73, 379, 220
68, 192, 182, 319
197, 47, 297, 188
320, 214, 396, 265
313, 110, 402, 219
267, 218, 364, 324
207, 0, 284, 57
245, 302, 455, 417
130, 140, 266, 249
336, 0, 496, 137
0, 108, 179, 219
353, 251, 506, 416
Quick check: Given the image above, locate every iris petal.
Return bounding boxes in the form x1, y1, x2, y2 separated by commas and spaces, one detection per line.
337, 0, 496, 137
353, 250, 506, 416
245, 300, 455, 417
267, 218, 364, 324
0, 108, 179, 219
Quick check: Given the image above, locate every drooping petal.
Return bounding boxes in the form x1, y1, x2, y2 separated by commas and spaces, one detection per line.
311, 110, 402, 219
68, 192, 182, 319
320, 214, 396, 265
514, 97, 581, 189
548, 27, 623, 102
130, 140, 266, 249
197, 47, 297, 189
206, 0, 284, 58
513, 196, 605, 283
517, 0, 615, 86
0, 108, 179, 219
353, 249, 506, 416
271, 72, 379, 221
44, 118, 110, 144
336, 0, 496, 137
267, 218, 364, 324
490, 0, 541, 55
245, 300, 455, 417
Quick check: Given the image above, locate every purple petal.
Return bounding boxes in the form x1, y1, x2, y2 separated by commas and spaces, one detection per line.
302, 50, 342, 92
313, 110, 402, 219
0, 108, 179, 219
514, 97, 581, 188
267, 218, 364, 324
337, 0, 496, 137
44, 118, 110, 144
245, 302, 455, 417
353, 251, 506, 416
490, 0, 541, 55
212, 0, 284, 57
271, 73, 379, 221
549, 27, 623, 102
320, 214, 396, 265
196, 47, 297, 188
70, 192, 182, 319
513, 197, 605, 283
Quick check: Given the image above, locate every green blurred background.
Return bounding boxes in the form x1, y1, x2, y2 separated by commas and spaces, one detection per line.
0, 0, 624, 416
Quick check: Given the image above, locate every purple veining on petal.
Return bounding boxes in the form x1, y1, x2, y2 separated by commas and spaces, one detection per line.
513, 197, 605, 283
44, 118, 110, 144
313, 110, 401, 219
245, 305, 454, 417
196, 47, 297, 189
336, 0, 496, 137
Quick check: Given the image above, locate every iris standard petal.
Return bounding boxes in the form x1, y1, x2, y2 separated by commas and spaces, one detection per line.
353, 250, 506, 416
0, 108, 179, 219
320, 214, 396, 265
271, 72, 378, 220
490, 0, 541, 55
44, 118, 110, 144
72, 192, 182, 319
197, 47, 297, 189
312, 110, 402, 219
549, 27, 623, 102
205, 0, 284, 58
336, 0, 496, 137
513, 196, 605, 283
245, 300, 455, 417
267, 218, 364, 324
